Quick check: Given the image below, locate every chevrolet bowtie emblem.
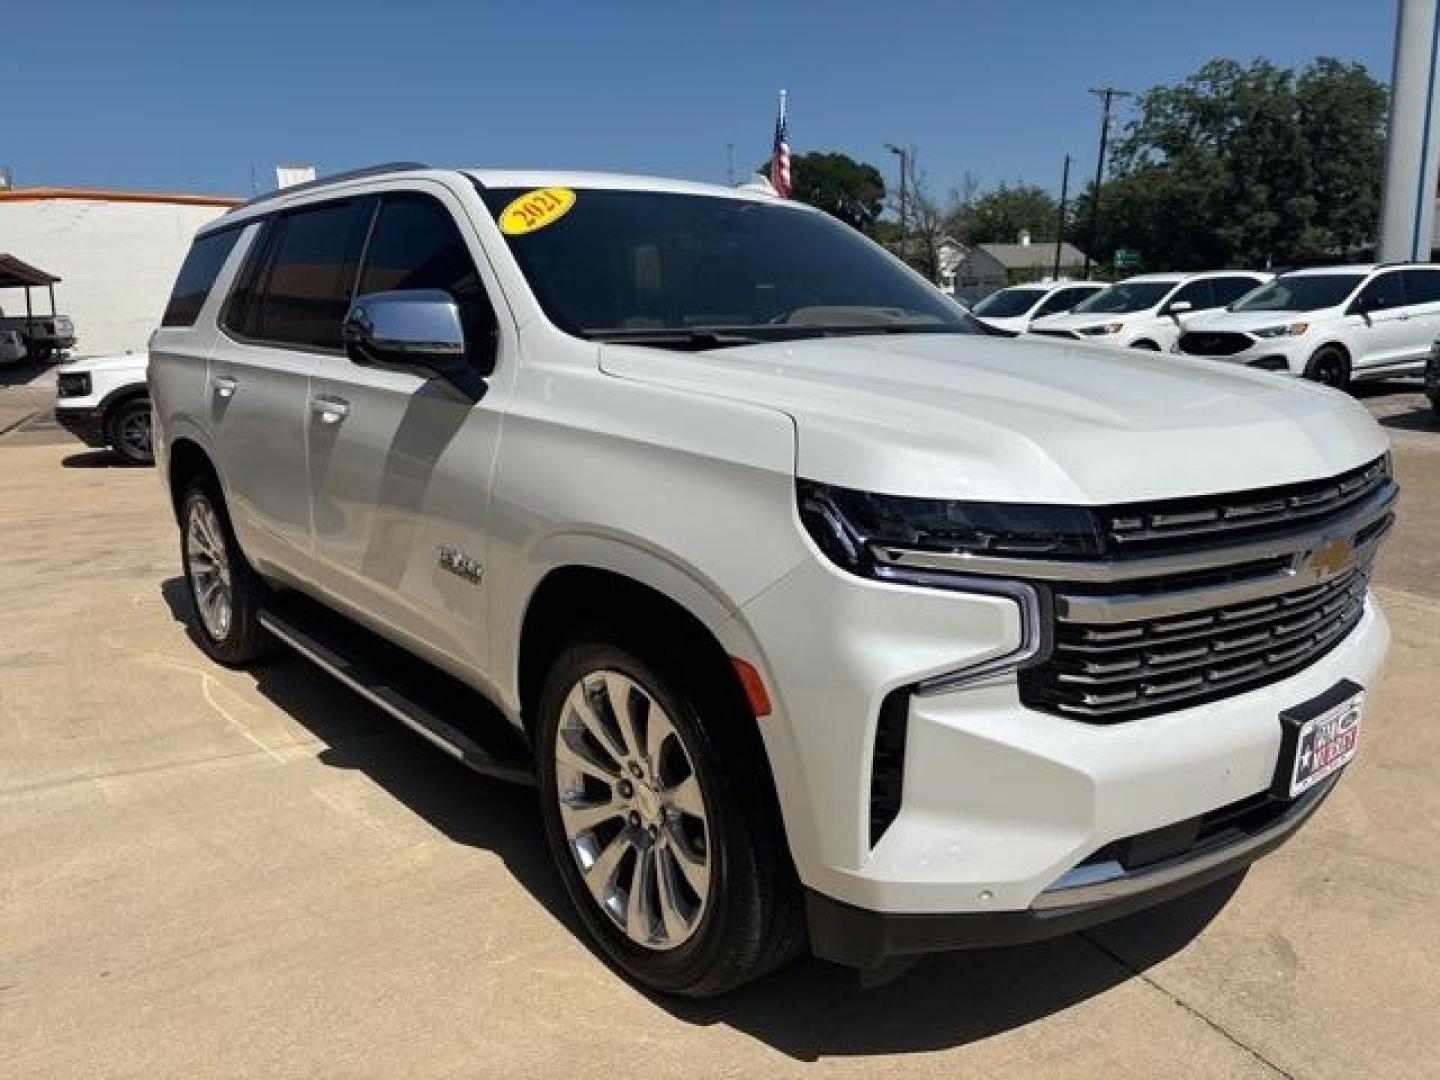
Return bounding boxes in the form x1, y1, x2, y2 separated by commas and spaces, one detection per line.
1308, 536, 1356, 578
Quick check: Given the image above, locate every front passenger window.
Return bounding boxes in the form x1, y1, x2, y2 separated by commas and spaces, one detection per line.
358, 194, 499, 372
1354, 273, 1407, 312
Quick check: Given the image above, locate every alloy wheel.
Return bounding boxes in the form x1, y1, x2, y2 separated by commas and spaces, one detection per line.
185, 499, 233, 641
553, 670, 712, 950
117, 408, 152, 460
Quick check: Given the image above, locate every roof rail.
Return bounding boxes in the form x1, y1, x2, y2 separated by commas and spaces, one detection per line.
233, 161, 431, 211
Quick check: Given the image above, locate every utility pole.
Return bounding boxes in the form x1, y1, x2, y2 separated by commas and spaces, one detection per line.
726, 142, 735, 186
1052, 153, 1071, 281
1083, 86, 1132, 277
885, 143, 909, 245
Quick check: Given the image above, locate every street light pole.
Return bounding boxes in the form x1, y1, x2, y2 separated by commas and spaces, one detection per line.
886, 143, 908, 245
1053, 153, 1071, 281
1083, 86, 1131, 277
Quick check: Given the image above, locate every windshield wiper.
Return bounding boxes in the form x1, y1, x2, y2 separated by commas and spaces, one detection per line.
590, 329, 762, 351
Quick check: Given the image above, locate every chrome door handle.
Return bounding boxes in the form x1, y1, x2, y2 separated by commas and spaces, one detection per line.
309, 395, 350, 423
213, 375, 238, 398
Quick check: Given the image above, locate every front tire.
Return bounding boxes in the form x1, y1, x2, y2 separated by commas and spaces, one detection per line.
536, 640, 802, 997
179, 482, 270, 666
107, 397, 154, 465
1304, 345, 1351, 391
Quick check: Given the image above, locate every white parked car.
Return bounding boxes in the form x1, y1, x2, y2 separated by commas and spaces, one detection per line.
969, 280, 1106, 333
1028, 271, 1270, 351
54, 352, 153, 464
149, 165, 1392, 995
1177, 264, 1440, 390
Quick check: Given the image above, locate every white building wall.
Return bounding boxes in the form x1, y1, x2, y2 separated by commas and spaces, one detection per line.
0, 198, 232, 356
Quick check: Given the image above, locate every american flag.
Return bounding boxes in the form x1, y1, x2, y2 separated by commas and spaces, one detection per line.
770, 90, 792, 198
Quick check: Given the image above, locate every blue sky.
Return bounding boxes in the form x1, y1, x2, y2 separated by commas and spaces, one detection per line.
12, 0, 1396, 199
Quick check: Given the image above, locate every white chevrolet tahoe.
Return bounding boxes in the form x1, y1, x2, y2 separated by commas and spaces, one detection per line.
54, 353, 153, 463
149, 165, 1394, 997
1177, 264, 1440, 390
1028, 270, 1269, 351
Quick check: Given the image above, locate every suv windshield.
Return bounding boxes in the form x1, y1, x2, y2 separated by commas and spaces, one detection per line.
972, 288, 1046, 318
478, 187, 977, 346
1230, 273, 1366, 313
1070, 281, 1175, 314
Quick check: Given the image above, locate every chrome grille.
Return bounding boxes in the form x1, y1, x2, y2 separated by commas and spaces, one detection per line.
1021, 561, 1371, 721
1104, 457, 1388, 553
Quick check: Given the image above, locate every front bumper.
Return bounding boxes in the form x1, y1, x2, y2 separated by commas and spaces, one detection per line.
53, 406, 107, 447
807, 769, 1338, 967
742, 552, 1390, 934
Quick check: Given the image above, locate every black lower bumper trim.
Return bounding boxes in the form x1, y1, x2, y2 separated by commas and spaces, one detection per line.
53, 406, 106, 446
806, 775, 1338, 970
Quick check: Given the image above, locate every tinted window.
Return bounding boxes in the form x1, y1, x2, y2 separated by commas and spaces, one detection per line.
478, 187, 973, 345
1072, 281, 1175, 314
1211, 276, 1260, 306
1036, 286, 1098, 316
163, 227, 242, 327
1402, 268, 1440, 304
1168, 280, 1216, 311
358, 193, 498, 365
1231, 273, 1366, 312
1355, 272, 1407, 312
972, 287, 1047, 318
253, 200, 369, 349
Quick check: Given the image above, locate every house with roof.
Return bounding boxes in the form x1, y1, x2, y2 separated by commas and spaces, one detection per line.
952, 230, 1089, 302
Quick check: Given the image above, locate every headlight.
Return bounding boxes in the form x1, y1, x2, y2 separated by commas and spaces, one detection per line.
56, 372, 91, 398
797, 480, 1105, 578
1078, 323, 1125, 336
1252, 322, 1309, 338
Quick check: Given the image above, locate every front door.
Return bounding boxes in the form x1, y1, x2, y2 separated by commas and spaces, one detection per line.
308, 186, 509, 678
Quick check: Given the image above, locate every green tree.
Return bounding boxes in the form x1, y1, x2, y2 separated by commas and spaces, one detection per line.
1073, 57, 1386, 269
788, 152, 887, 232
948, 183, 1061, 245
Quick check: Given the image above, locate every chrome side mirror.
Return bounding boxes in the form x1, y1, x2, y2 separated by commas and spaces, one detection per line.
342, 290, 465, 372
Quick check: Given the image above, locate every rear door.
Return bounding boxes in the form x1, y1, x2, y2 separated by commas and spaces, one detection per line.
208, 197, 371, 579
1397, 267, 1440, 374
307, 185, 509, 677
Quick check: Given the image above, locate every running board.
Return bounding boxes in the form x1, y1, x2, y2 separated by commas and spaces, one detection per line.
258, 597, 534, 786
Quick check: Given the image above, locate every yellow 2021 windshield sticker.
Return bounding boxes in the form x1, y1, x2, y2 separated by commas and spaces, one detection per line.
499, 187, 576, 235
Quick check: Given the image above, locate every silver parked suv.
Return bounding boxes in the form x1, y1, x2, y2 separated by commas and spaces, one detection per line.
151, 165, 1394, 996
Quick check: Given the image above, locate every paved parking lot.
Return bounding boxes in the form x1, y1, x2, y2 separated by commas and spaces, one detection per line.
2, 374, 1439, 1078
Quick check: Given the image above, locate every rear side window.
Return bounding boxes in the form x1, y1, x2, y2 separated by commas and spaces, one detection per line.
162, 228, 242, 327
252, 200, 371, 349
1401, 268, 1440, 304
358, 193, 498, 366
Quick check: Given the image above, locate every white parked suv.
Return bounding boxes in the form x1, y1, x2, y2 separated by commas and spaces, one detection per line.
969, 280, 1105, 333
1028, 270, 1269, 351
54, 352, 153, 464
149, 165, 1394, 996
1177, 264, 1440, 390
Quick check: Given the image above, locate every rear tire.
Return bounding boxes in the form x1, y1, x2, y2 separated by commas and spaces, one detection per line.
1304, 345, 1351, 391
535, 639, 803, 997
107, 397, 154, 465
179, 481, 270, 666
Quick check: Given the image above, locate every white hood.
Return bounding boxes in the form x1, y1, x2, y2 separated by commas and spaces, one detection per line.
1027, 309, 1150, 333
1182, 309, 1335, 333
59, 352, 148, 376
598, 333, 1387, 505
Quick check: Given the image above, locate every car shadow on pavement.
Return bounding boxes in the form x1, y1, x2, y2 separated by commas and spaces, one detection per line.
0, 359, 53, 387
62, 449, 139, 469
157, 574, 1243, 1061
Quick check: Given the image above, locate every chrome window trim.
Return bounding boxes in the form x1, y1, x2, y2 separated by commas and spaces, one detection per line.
870, 480, 1397, 585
